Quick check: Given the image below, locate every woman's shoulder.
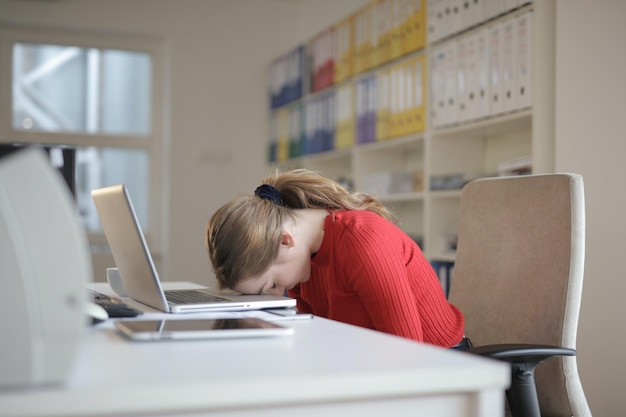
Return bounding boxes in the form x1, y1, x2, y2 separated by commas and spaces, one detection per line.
331, 209, 384, 221
329, 210, 395, 232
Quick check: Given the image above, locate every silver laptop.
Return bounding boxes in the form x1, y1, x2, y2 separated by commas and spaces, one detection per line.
91, 184, 296, 313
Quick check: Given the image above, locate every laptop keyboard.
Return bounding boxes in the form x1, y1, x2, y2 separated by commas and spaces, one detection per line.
165, 290, 232, 304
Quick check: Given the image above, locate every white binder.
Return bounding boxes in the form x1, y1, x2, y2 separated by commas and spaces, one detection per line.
464, 31, 480, 122
474, 27, 491, 120
483, 0, 504, 21
468, 0, 485, 29
515, 11, 533, 110
488, 20, 505, 116
456, 35, 469, 123
427, 0, 446, 44
430, 43, 447, 127
501, 14, 517, 113
503, 0, 519, 14
447, 0, 463, 36
443, 39, 459, 125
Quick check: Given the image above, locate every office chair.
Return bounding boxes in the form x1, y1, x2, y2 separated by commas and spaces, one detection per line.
448, 173, 592, 417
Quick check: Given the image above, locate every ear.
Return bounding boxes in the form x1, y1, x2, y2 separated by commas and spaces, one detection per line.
280, 231, 295, 249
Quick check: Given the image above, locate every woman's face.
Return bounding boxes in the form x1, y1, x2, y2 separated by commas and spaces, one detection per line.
234, 243, 311, 296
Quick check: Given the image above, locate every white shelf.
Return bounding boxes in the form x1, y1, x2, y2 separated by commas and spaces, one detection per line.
357, 133, 424, 153
378, 191, 425, 203
430, 189, 462, 199
288, 147, 352, 165
269, 1, 554, 266
431, 109, 532, 140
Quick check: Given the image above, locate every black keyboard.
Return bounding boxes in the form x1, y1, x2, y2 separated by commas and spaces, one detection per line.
88, 290, 143, 318
164, 289, 231, 304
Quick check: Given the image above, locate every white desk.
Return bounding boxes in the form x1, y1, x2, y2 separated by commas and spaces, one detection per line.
0, 283, 510, 417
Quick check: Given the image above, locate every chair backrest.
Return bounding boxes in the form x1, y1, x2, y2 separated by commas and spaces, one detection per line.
448, 173, 591, 417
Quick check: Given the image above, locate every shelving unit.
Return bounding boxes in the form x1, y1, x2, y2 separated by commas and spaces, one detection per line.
425, 108, 533, 260
268, 0, 554, 265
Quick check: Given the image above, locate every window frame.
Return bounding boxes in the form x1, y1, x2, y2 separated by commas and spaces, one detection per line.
0, 24, 167, 257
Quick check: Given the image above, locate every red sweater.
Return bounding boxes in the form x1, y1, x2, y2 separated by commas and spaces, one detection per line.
288, 210, 464, 347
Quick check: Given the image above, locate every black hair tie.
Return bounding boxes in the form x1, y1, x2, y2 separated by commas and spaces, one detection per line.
254, 184, 281, 205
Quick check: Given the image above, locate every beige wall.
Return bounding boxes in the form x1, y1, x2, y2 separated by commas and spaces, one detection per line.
0, 0, 623, 414
555, 1, 626, 415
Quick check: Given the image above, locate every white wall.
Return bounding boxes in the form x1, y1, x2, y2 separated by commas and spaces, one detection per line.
0, 0, 623, 414
0, 0, 368, 285
555, 1, 626, 415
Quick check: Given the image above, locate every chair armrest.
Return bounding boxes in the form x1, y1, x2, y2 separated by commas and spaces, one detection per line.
470, 343, 576, 363
468, 344, 576, 417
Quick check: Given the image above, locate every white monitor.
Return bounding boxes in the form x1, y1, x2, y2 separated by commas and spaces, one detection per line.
0, 148, 91, 388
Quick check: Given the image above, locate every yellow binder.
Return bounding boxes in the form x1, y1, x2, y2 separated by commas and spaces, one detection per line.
334, 14, 355, 84
376, 68, 391, 141
404, 0, 426, 54
335, 83, 356, 149
276, 108, 290, 162
406, 54, 426, 133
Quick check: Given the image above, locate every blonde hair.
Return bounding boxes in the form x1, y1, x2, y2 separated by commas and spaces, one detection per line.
206, 168, 395, 290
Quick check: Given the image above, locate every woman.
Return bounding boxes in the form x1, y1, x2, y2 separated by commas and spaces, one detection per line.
206, 168, 465, 348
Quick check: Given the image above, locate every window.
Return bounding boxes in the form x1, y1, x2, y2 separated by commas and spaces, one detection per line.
0, 26, 165, 253
12, 43, 151, 136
